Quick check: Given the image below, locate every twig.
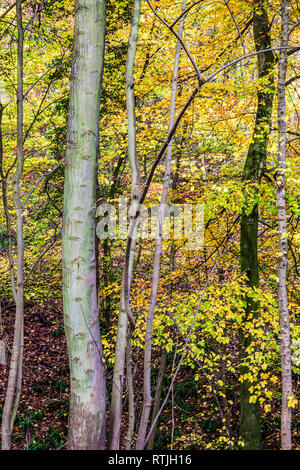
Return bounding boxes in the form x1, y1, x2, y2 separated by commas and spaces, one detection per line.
22, 161, 63, 208
223, 0, 246, 56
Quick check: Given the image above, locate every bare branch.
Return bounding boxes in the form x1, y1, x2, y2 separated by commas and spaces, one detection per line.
24, 226, 62, 285
223, 0, 246, 55
23, 57, 71, 99
22, 160, 63, 208
170, 0, 204, 29
147, 0, 205, 85
206, 46, 299, 82
287, 135, 300, 144
286, 74, 300, 86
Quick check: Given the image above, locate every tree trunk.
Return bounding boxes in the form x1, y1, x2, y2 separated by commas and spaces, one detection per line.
239, 0, 275, 450
108, 0, 141, 450
147, 349, 167, 450
62, 0, 106, 450
1, 0, 24, 450
135, 0, 186, 449
276, 0, 293, 451
0, 103, 17, 306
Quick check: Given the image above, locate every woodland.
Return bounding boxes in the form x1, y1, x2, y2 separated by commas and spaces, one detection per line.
0, 0, 299, 452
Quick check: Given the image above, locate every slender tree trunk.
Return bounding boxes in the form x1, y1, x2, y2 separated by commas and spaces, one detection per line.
147, 349, 167, 450
276, 0, 292, 451
0, 105, 17, 305
135, 0, 186, 449
1, 0, 24, 450
108, 0, 141, 450
62, 0, 106, 450
239, 0, 275, 450
124, 331, 135, 450
147, 148, 180, 451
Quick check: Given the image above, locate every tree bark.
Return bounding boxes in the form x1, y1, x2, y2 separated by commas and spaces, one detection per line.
239, 0, 275, 450
147, 200, 181, 450
0, 105, 17, 305
108, 0, 141, 450
147, 349, 167, 449
135, 0, 186, 449
276, 0, 293, 451
62, 0, 106, 450
1, 0, 24, 450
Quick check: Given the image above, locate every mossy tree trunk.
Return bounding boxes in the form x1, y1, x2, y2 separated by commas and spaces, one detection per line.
239, 0, 275, 450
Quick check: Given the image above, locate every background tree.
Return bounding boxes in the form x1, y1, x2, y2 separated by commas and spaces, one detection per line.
239, 0, 276, 450
1, 0, 24, 450
276, 0, 293, 450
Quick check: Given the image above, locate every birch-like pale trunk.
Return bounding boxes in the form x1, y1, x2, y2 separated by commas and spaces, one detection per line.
62, 0, 106, 450
276, 0, 293, 451
1, 0, 24, 450
146, 349, 167, 449
135, 0, 186, 450
108, 0, 141, 450
0, 105, 17, 305
147, 147, 181, 450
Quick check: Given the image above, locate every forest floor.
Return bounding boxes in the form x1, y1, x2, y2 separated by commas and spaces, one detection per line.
0, 299, 69, 450
0, 298, 297, 450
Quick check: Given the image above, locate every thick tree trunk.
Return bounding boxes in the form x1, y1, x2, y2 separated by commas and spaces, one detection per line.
276, 0, 293, 451
62, 0, 106, 450
108, 0, 141, 450
1, 0, 24, 450
239, 0, 275, 450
